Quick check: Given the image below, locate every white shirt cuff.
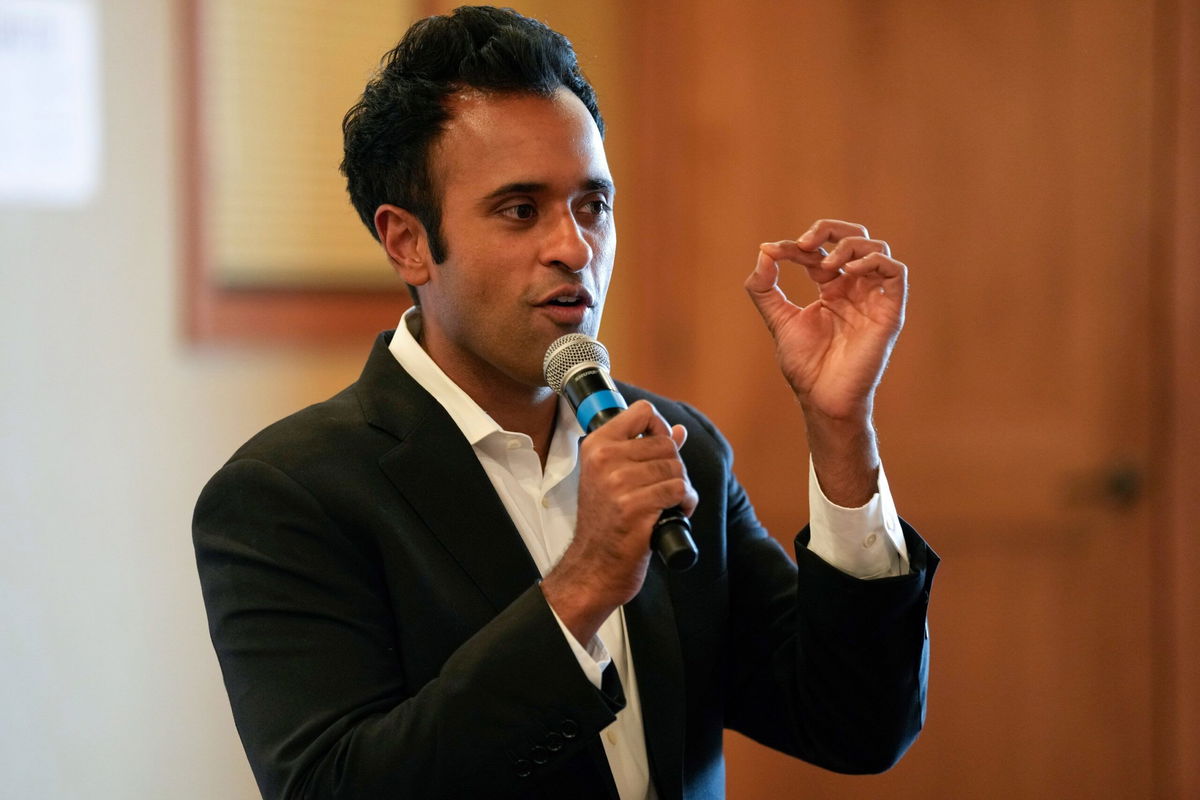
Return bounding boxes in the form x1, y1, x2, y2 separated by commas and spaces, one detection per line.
547, 601, 612, 690
806, 455, 909, 578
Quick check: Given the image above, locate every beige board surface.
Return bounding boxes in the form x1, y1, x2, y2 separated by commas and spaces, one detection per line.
204, 0, 418, 289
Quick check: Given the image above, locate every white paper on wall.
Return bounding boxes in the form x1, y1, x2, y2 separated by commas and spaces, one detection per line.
0, 0, 101, 207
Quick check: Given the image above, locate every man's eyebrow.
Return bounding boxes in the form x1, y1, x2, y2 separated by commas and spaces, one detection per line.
584, 178, 615, 195
480, 178, 615, 203
482, 182, 546, 202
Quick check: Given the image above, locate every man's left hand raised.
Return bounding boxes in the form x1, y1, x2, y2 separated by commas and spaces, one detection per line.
744, 218, 908, 507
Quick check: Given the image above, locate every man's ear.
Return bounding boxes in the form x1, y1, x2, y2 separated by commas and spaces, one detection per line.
375, 204, 432, 287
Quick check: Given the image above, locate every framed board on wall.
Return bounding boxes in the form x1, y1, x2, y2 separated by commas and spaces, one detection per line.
181, 0, 432, 342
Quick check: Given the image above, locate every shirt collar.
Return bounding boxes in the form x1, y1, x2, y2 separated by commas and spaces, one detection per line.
387, 307, 585, 452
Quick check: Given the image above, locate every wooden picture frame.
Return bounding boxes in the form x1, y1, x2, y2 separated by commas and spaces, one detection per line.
179, 0, 436, 343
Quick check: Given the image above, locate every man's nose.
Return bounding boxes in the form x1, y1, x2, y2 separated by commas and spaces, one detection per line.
542, 210, 592, 272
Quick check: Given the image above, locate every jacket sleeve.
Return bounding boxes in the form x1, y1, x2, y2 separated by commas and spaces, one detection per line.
193, 457, 622, 799
679, 404, 939, 774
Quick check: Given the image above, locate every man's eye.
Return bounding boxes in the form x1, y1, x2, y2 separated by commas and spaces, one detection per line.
581, 199, 612, 216
500, 203, 536, 220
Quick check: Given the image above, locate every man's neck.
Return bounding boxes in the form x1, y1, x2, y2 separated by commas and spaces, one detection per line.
461, 377, 560, 466
418, 335, 560, 466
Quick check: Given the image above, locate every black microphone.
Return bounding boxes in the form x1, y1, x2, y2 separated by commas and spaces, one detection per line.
543, 333, 699, 572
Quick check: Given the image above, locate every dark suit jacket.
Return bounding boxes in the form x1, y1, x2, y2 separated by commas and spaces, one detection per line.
193, 331, 938, 800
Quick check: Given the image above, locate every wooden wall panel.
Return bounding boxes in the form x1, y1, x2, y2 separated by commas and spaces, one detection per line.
1155, 0, 1200, 796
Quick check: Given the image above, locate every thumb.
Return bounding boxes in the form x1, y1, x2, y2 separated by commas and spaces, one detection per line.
670, 423, 688, 449
744, 248, 798, 333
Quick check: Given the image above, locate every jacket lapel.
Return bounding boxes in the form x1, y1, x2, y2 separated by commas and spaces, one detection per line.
356, 332, 541, 613
624, 560, 686, 800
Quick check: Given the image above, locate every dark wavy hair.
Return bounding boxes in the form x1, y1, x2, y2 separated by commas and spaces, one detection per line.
340, 6, 604, 288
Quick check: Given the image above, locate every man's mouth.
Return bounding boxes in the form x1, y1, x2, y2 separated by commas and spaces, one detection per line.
545, 296, 586, 307
537, 287, 594, 309
534, 286, 595, 326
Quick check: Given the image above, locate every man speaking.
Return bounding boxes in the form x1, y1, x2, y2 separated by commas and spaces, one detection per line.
193, 6, 938, 798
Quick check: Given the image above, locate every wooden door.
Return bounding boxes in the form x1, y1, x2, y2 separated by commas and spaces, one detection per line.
602, 1, 1165, 797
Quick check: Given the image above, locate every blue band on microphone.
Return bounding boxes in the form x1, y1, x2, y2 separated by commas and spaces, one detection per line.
576, 390, 627, 431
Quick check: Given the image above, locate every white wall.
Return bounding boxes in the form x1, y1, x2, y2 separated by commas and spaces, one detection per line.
0, 1, 374, 795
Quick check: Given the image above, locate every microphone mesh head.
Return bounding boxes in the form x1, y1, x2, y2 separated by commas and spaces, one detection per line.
543, 333, 611, 394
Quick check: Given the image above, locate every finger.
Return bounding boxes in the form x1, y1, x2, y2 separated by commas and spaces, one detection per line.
758, 240, 826, 266
843, 251, 907, 282
584, 411, 679, 465
609, 455, 685, 489
796, 219, 871, 251
756, 241, 840, 287
678, 479, 699, 517
744, 249, 804, 329
822, 236, 892, 270
759, 240, 840, 285
627, 477, 698, 519
594, 400, 663, 441
744, 247, 780, 291
620, 433, 685, 463
638, 401, 674, 440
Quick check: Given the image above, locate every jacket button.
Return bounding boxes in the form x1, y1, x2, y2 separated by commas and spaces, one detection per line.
531, 745, 549, 765
545, 731, 564, 752
561, 719, 579, 739
514, 759, 533, 778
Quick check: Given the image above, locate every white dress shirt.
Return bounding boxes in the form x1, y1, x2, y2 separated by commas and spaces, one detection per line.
388, 307, 906, 799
